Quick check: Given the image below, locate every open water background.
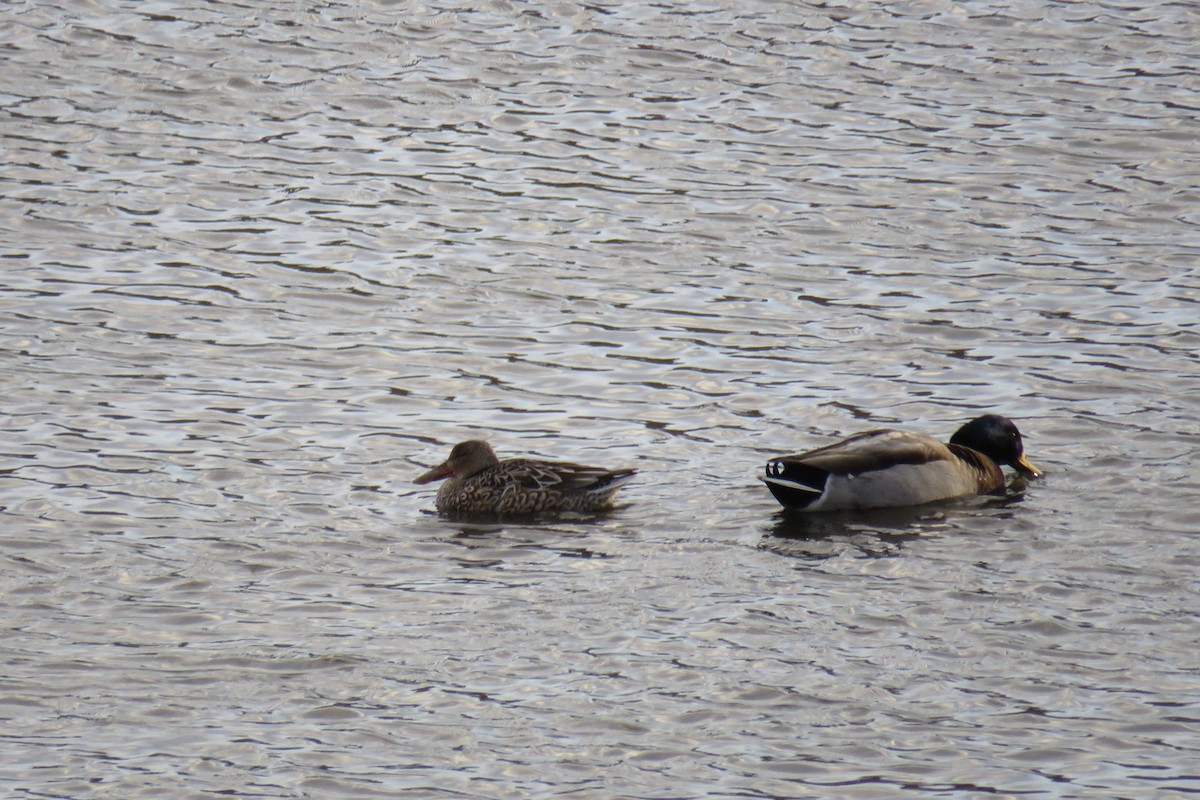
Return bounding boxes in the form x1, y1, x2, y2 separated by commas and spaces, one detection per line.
3, 1, 1200, 797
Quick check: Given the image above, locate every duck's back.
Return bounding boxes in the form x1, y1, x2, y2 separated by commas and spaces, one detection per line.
791, 429, 948, 474
438, 458, 635, 515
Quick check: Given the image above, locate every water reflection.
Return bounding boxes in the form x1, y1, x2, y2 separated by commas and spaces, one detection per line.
760, 493, 1031, 561
760, 506, 933, 560
431, 517, 626, 573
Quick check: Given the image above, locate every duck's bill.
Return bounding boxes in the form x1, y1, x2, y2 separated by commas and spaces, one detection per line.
414, 463, 453, 484
1015, 455, 1042, 479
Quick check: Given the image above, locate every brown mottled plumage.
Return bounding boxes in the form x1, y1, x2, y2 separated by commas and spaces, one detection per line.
414, 440, 636, 516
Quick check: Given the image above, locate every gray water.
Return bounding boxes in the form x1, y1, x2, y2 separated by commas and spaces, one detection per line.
3, 1, 1200, 798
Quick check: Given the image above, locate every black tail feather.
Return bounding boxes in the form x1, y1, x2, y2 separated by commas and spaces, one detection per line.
763, 461, 829, 510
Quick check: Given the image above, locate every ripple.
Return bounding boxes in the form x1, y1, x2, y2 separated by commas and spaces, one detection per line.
4, 0, 1200, 797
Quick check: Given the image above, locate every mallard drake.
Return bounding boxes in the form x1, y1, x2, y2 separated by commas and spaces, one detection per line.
414, 440, 636, 516
762, 414, 1041, 512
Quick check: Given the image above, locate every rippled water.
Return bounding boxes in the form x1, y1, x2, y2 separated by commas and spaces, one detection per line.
3, 0, 1200, 797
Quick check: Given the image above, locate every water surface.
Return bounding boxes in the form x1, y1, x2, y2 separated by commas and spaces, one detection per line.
3, 1, 1200, 797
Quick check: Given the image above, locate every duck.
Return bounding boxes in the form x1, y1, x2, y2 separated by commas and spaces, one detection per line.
414, 440, 636, 516
761, 414, 1041, 512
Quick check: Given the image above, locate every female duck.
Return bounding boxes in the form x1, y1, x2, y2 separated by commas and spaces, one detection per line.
762, 414, 1041, 512
415, 440, 636, 516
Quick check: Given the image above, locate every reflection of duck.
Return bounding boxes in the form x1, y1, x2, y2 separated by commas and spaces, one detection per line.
762, 414, 1041, 512
415, 440, 636, 515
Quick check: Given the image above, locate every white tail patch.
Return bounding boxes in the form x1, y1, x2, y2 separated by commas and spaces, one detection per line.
760, 475, 822, 495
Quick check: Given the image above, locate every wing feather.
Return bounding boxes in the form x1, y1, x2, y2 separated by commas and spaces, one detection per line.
775, 429, 952, 476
